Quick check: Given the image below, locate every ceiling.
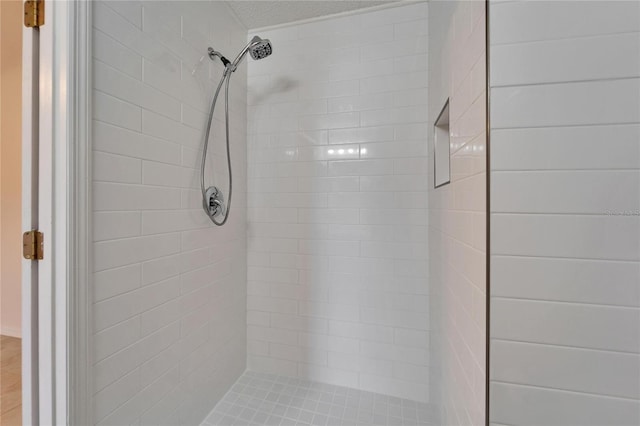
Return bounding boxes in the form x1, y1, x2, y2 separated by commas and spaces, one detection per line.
226, 1, 399, 30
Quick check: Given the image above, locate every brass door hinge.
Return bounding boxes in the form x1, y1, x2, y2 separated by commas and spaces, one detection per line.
23, 230, 44, 260
24, 0, 44, 28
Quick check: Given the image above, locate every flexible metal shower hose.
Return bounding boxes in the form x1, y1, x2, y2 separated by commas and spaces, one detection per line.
200, 68, 233, 226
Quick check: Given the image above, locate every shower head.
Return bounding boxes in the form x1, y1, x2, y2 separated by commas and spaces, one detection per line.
248, 36, 273, 60
231, 35, 273, 68
208, 36, 273, 73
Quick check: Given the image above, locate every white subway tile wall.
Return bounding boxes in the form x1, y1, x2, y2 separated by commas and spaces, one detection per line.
246, 3, 430, 403
428, 1, 487, 425
92, 2, 248, 424
489, 1, 640, 425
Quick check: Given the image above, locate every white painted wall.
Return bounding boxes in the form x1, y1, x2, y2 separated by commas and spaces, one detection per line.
489, 1, 640, 425
91, 2, 248, 424
245, 2, 431, 402
428, 1, 487, 425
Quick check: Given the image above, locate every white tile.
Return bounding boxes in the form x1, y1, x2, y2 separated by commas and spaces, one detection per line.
492, 298, 640, 353
245, 4, 430, 404
94, 264, 141, 302
141, 110, 200, 147
394, 19, 429, 39
93, 121, 181, 165
491, 382, 640, 426
298, 80, 359, 100
94, 60, 181, 121
492, 171, 640, 214
360, 141, 427, 159
328, 126, 394, 145
360, 209, 427, 226
298, 112, 360, 131
361, 175, 429, 193
492, 256, 640, 307
297, 176, 360, 193
360, 72, 427, 95
490, 1, 640, 45
93, 151, 142, 184
491, 125, 640, 171
93, 182, 181, 211
361, 105, 428, 127
94, 29, 143, 80
94, 317, 140, 362
429, 0, 487, 423
361, 3, 428, 28
248, 266, 298, 284
94, 4, 248, 421
490, 4, 640, 422
141, 254, 181, 286
492, 213, 640, 261
327, 93, 394, 114
491, 78, 640, 129
94, 369, 142, 422
297, 209, 360, 225
248, 296, 298, 315
492, 340, 640, 399
93, 211, 141, 242
491, 32, 640, 87
102, 1, 142, 29
93, 90, 141, 131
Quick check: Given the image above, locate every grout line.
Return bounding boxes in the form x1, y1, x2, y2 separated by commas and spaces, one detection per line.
485, 0, 492, 424
492, 338, 640, 356
491, 380, 640, 402
492, 296, 640, 311
490, 29, 640, 48
490, 253, 640, 264
491, 75, 640, 90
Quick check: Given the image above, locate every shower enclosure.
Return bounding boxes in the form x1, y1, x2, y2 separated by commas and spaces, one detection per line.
87, 0, 639, 425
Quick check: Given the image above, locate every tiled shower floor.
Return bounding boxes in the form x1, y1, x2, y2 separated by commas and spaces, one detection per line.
202, 371, 434, 426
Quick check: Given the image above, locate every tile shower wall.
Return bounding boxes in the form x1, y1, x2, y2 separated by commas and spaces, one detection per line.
91, 2, 248, 424
246, 3, 430, 402
428, 1, 487, 425
489, 1, 640, 425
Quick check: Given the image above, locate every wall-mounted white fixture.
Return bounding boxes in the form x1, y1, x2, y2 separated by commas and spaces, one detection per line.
434, 99, 451, 188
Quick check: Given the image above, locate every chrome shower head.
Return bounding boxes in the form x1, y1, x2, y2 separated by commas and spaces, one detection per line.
208, 35, 273, 73
248, 36, 272, 60
230, 35, 273, 68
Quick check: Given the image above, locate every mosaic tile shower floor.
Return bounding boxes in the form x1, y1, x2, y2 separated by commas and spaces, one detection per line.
202, 371, 435, 426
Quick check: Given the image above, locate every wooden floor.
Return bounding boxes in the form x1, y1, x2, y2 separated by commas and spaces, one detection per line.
0, 335, 21, 426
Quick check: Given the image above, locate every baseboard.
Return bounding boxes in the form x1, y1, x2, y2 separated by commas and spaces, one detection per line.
1, 326, 22, 338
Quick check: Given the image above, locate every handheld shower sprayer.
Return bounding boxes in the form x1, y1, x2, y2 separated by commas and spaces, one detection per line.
201, 36, 273, 226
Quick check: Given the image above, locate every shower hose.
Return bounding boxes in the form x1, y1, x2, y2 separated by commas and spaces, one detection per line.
201, 67, 233, 226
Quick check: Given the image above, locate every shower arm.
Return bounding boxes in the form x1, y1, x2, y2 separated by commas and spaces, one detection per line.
208, 45, 249, 74
209, 36, 266, 74
208, 47, 232, 68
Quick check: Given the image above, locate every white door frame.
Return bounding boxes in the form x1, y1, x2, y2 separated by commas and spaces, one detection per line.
22, 0, 92, 424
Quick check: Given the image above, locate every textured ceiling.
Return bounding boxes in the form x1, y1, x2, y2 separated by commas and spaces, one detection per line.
227, 1, 398, 29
